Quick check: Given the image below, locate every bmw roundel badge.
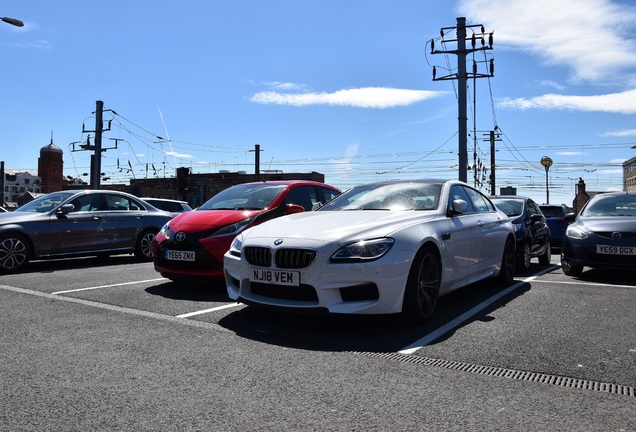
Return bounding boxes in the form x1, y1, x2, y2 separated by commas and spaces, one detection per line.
274, 239, 284, 246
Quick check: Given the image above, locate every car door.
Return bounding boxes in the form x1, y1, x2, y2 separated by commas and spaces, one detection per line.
48, 193, 108, 254
443, 185, 479, 281
464, 187, 508, 271
104, 193, 145, 250
526, 199, 550, 255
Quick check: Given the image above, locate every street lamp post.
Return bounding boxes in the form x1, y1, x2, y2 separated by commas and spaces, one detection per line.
541, 156, 553, 204
1, 17, 24, 27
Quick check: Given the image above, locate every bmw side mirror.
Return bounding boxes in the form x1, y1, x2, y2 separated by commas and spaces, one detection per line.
448, 199, 468, 216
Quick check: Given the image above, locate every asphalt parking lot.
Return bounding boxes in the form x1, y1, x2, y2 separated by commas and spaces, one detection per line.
1, 255, 635, 431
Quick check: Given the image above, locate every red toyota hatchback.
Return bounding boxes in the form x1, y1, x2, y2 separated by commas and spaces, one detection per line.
152, 180, 340, 281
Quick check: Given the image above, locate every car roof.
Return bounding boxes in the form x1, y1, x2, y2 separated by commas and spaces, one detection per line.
491, 195, 529, 200
141, 197, 188, 203
237, 180, 338, 187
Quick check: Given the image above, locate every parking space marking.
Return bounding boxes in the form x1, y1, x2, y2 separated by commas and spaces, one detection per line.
530, 279, 636, 289
176, 303, 243, 318
51, 278, 166, 295
398, 266, 559, 355
0, 284, 232, 333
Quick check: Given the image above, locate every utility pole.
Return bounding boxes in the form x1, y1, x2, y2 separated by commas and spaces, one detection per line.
71, 100, 115, 189
430, 17, 494, 184
250, 144, 262, 181
483, 128, 501, 195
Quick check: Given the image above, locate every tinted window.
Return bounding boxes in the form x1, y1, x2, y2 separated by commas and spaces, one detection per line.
105, 194, 142, 211
285, 186, 319, 211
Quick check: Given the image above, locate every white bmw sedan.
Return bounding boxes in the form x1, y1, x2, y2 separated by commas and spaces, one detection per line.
224, 179, 515, 323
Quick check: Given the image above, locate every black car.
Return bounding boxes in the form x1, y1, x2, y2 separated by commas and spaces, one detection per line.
538, 204, 571, 248
561, 192, 636, 277
0, 190, 173, 273
492, 196, 551, 272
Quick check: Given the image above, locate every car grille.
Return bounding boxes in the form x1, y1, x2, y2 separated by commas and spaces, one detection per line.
594, 231, 636, 239
244, 247, 272, 267
244, 247, 316, 269
275, 249, 316, 269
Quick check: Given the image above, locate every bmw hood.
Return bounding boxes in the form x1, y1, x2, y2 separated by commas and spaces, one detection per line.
240, 210, 437, 244
168, 209, 263, 230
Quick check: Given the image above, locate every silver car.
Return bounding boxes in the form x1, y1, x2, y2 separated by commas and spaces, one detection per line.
0, 190, 173, 273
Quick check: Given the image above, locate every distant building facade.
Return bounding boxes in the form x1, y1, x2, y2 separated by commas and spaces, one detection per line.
623, 156, 636, 193
2, 169, 41, 208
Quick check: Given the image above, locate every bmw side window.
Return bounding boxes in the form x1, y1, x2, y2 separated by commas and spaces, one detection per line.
465, 188, 490, 213
449, 186, 475, 214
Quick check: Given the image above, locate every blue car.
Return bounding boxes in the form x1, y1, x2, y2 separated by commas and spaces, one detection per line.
539, 204, 571, 248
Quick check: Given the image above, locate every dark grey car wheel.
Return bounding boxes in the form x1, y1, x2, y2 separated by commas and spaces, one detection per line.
135, 230, 157, 260
517, 242, 532, 272
402, 245, 441, 324
0, 233, 31, 272
538, 241, 551, 265
561, 252, 583, 277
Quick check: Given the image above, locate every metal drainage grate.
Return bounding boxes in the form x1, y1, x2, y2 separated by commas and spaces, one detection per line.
352, 351, 636, 397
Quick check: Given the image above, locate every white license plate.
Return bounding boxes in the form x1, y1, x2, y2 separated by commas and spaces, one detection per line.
165, 250, 195, 261
596, 245, 636, 255
250, 268, 300, 286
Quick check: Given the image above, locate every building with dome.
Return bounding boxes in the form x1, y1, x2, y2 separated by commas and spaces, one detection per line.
37, 138, 64, 193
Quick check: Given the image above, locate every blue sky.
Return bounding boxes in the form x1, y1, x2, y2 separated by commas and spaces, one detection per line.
1, 0, 635, 206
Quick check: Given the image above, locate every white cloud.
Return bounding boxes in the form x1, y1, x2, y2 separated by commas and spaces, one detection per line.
164, 151, 193, 159
601, 129, 636, 137
9, 40, 52, 50
250, 87, 446, 108
458, 0, 636, 84
537, 80, 567, 91
498, 88, 636, 114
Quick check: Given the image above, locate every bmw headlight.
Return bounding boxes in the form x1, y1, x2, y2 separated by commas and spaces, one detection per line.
211, 218, 255, 237
228, 236, 243, 257
331, 238, 394, 262
566, 225, 588, 240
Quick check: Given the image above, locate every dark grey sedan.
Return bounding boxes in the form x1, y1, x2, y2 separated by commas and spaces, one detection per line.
0, 190, 173, 273
561, 192, 636, 277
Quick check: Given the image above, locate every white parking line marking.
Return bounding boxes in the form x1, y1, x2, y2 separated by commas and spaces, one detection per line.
0, 284, 232, 333
398, 266, 558, 355
176, 303, 243, 318
531, 279, 636, 289
51, 278, 166, 295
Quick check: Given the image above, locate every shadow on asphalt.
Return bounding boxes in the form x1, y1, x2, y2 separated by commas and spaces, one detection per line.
145, 279, 230, 302
217, 274, 533, 353
18, 255, 145, 273
569, 267, 636, 285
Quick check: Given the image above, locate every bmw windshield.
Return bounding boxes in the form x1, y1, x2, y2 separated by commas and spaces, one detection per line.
319, 182, 441, 211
